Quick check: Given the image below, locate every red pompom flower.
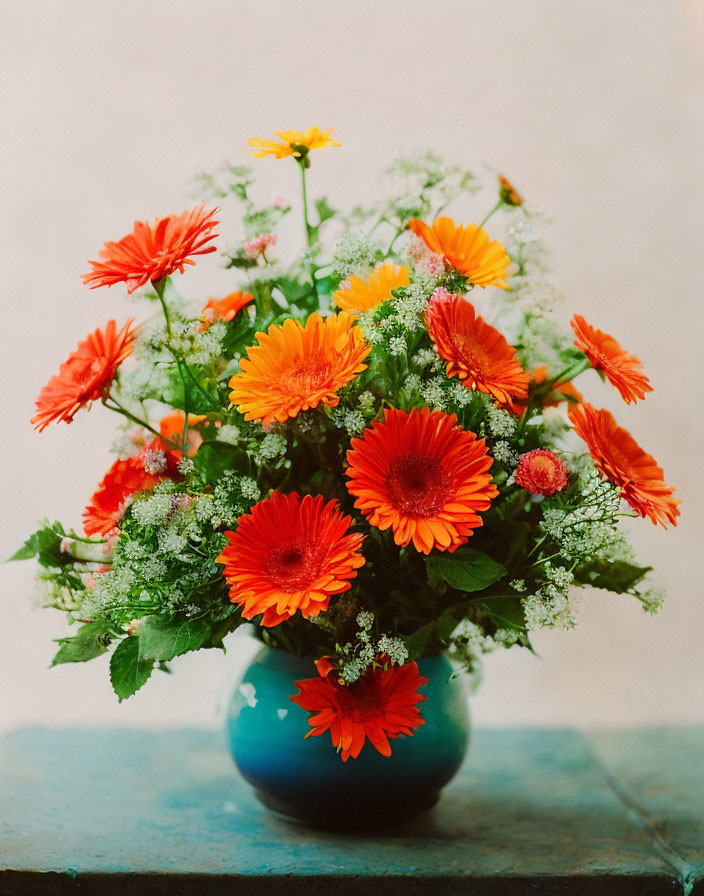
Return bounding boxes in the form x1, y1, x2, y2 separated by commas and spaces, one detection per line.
216, 492, 366, 627
291, 662, 428, 761
82, 205, 219, 293
515, 449, 568, 496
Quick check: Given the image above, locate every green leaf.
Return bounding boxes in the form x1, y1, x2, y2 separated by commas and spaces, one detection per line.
51, 621, 113, 666
574, 559, 652, 594
403, 623, 434, 661
402, 608, 465, 661
193, 441, 249, 480
137, 615, 210, 663
426, 547, 506, 593
314, 197, 336, 226
474, 594, 527, 632
10, 522, 73, 567
109, 637, 154, 702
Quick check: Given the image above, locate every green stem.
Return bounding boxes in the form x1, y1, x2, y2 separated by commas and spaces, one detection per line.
153, 278, 173, 340
479, 199, 504, 229
551, 356, 591, 387
104, 395, 180, 449
298, 160, 319, 303
386, 224, 406, 256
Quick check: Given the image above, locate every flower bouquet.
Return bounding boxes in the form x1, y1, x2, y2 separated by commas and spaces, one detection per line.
17, 127, 679, 824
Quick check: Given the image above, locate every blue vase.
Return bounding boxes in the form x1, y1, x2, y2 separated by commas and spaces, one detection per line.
226, 646, 469, 827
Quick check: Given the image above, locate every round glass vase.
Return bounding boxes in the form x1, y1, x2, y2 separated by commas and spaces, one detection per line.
226, 645, 469, 828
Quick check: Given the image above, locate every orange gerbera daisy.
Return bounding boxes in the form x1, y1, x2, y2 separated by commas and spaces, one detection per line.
82, 440, 179, 536
216, 492, 365, 627
202, 290, 253, 326
32, 320, 136, 432
82, 205, 219, 293
159, 412, 206, 457
571, 314, 652, 404
333, 263, 410, 314
291, 661, 427, 761
568, 403, 680, 528
246, 127, 340, 160
407, 217, 510, 288
346, 407, 498, 554
229, 312, 370, 427
426, 291, 529, 407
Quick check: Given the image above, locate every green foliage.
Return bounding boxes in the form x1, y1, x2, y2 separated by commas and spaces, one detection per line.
136, 615, 212, 663
473, 595, 527, 632
109, 637, 154, 702
574, 560, 652, 593
193, 441, 249, 481
11, 522, 73, 567
426, 548, 507, 593
51, 621, 113, 666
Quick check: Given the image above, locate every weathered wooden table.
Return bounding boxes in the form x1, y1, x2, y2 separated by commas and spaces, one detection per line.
1, 727, 702, 894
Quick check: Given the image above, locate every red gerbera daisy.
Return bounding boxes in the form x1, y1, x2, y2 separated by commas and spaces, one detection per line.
515, 449, 568, 496
291, 661, 427, 761
82, 204, 219, 293
568, 402, 680, 527
216, 492, 366, 627
32, 320, 136, 432
426, 292, 529, 407
82, 440, 179, 536
346, 407, 498, 554
571, 314, 652, 404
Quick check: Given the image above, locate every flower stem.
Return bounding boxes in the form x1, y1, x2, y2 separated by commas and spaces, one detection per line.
104, 395, 180, 449
298, 159, 319, 304
551, 356, 591, 387
479, 199, 504, 229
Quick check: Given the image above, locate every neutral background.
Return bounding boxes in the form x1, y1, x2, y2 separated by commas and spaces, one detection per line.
1, 0, 702, 733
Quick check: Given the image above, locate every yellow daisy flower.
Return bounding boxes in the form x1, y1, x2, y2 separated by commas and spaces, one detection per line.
246, 127, 341, 160
333, 262, 410, 314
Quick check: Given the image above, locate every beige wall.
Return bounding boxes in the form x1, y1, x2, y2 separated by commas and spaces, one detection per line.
1, 0, 702, 732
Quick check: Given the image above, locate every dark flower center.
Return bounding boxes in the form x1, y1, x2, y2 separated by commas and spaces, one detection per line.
386, 454, 453, 518
266, 538, 324, 592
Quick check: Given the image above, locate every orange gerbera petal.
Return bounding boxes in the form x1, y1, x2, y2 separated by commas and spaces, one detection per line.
82, 205, 219, 293
229, 312, 370, 427
346, 407, 498, 554
291, 662, 427, 761
216, 492, 365, 627
427, 291, 529, 407
571, 314, 652, 404
159, 412, 206, 457
246, 127, 341, 159
333, 263, 409, 313
568, 402, 680, 528
32, 320, 136, 432
407, 216, 510, 288
202, 290, 253, 325
82, 439, 179, 537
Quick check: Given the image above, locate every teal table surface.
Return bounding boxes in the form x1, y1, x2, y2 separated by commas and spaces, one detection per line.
1, 726, 702, 895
